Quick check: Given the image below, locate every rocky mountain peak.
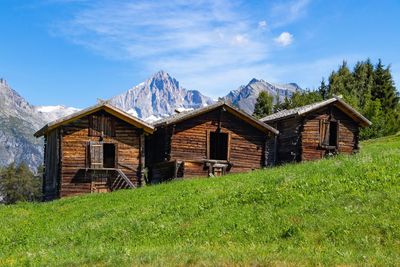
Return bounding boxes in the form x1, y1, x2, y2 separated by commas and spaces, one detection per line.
148, 70, 180, 92
248, 78, 260, 84
0, 78, 7, 86
224, 78, 301, 115
110, 71, 214, 120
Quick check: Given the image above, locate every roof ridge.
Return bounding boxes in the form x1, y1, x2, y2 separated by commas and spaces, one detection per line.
152, 101, 279, 135
34, 102, 154, 137
260, 97, 371, 127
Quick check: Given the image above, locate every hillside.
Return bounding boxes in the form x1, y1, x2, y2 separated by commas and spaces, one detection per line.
0, 136, 399, 266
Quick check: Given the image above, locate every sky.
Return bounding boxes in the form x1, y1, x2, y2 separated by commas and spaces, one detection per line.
0, 0, 399, 108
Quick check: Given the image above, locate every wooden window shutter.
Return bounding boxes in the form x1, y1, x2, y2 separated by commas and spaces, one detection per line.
323, 121, 330, 146
319, 119, 324, 146
89, 141, 103, 168
319, 119, 330, 146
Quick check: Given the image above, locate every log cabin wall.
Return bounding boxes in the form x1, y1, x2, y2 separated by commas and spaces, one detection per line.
59, 110, 142, 198
300, 105, 359, 161
145, 126, 171, 165
42, 128, 60, 200
273, 117, 302, 164
152, 107, 272, 179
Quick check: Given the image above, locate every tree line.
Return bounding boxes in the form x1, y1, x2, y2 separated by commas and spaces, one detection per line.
0, 163, 42, 204
254, 59, 400, 139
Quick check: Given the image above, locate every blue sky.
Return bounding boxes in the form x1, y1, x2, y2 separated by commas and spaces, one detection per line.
0, 0, 399, 108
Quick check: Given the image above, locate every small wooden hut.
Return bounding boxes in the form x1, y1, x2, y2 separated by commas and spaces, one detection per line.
146, 102, 279, 182
260, 96, 371, 164
34, 103, 154, 200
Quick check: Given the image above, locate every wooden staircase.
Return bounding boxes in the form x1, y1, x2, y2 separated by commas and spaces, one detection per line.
109, 169, 136, 191
87, 168, 135, 193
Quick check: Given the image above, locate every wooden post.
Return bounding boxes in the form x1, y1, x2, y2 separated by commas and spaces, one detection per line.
139, 130, 146, 186
58, 127, 63, 199
42, 135, 47, 201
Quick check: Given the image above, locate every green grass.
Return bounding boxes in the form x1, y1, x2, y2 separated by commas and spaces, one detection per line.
1, 135, 399, 266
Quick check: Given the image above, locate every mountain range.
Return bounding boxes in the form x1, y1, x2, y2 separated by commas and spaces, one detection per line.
0, 72, 300, 170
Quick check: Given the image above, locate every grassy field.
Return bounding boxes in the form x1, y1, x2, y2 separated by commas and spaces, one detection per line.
0, 135, 399, 266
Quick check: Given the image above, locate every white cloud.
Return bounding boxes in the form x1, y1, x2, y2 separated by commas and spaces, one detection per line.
274, 32, 293, 46
232, 34, 249, 45
258, 20, 267, 29
51, 0, 278, 97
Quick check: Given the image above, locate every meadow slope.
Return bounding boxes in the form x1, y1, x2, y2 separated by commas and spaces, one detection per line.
0, 135, 399, 266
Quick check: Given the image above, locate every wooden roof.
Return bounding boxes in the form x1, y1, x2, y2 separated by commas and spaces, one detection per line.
260, 96, 372, 127
34, 103, 154, 137
153, 101, 279, 135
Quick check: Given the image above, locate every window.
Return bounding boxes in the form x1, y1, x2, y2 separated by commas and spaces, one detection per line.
89, 114, 116, 137
328, 121, 338, 146
88, 142, 117, 169
320, 120, 339, 149
209, 131, 229, 160
103, 143, 116, 168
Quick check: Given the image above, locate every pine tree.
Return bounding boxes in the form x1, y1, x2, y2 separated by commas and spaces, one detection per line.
353, 59, 374, 107
274, 96, 291, 112
329, 61, 355, 96
318, 78, 329, 100
372, 59, 399, 112
253, 91, 274, 118
290, 90, 323, 108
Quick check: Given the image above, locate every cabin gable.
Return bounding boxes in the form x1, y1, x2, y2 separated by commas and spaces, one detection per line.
43, 109, 145, 199
300, 105, 359, 161
149, 106, 275, 182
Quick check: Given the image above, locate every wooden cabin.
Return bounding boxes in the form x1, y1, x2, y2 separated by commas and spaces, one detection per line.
34, 103, 154, 200
146, 102, 279, 182
260, 97, 371, 164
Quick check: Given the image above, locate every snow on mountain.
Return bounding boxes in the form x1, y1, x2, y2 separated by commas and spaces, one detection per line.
35, 105, 80, 122
109, 70, 214, 119
224, 78, 301, 115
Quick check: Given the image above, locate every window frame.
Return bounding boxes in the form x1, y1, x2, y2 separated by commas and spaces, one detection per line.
319, 119, 339, 150
87, 141, 118, 169
206, 129, 231, 161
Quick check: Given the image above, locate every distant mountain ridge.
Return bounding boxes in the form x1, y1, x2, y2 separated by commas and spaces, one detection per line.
224, 78, 301, 115
0, 72, 301, 170
0, 79, 78, 170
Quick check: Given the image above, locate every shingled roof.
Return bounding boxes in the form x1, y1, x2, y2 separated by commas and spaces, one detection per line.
260, 96, 372, 127
153, 101, 279, 135
34, 102, 154, 137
